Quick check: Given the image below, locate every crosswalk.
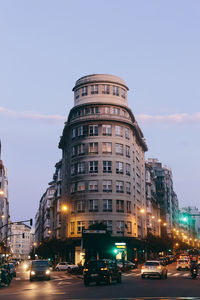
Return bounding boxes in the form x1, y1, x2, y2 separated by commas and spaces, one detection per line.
123, 270, 194, 279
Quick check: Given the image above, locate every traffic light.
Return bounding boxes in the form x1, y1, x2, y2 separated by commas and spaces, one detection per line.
180, 213, 189, 224
30, 218, 33, 226
22, 233, 25, 238
113, 248, 119, 255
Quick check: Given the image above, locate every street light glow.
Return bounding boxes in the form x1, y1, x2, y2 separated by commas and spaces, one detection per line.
140, 208, 145, 214
61, 205, 68, 212
0, 190, 4, 196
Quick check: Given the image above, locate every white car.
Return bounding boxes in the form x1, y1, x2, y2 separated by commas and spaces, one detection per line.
176, 259, 190, 270
55, 262, 78, 271
141, 260, 167, 279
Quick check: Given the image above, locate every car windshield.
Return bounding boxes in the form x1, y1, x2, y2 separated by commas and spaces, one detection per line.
145, 262, 159, 266
86, 261, 106, 268
32, 261, 49, 267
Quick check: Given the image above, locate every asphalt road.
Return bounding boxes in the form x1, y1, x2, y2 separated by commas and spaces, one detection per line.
1, 263, 200, 299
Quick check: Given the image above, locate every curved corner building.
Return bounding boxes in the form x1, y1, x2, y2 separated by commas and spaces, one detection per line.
59, 74, 148, 243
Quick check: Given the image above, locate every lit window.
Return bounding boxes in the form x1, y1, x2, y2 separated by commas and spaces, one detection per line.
91, 85, 98, 94
116, 162, 123, 174
103, 161, 112, 173
102, 125, 112, 136
113, 86, 119, 96
89, 142, 98, 154
89, 161, 98, 173
102, 142, 112, 153
103, 180, 112, 192
115, 143, 123, 155
77, 181, 86, 191
81, 86, 88, 96
70, 222, 75, 234
77, 221, 85, 233
115, 126, 123, 137
116, 200, 124, 212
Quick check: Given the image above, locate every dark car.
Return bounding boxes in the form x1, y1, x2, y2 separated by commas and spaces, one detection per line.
30, 260, 51, 281
3, 263, 16, 278
83, 259, 121, 286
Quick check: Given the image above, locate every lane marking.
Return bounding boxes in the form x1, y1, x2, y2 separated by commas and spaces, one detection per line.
172, 273, 179, 276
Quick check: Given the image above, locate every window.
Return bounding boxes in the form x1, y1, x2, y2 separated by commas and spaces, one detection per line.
71, 183, 75, 193
103, 220, 112, 232
121, 88, 125, 98
77, 221, 85, 233
77, 181, 86, 191
89, 142, 98, 154
90, 106, 99, 114
126, 221, 132, 233
75, 89, 80, 99
116, 221, 124, 233
126, 164, 131, 176
88, 220, 98, 227
127, 201, 131, 213
102, 142, 112, 153
125, 128, 130, 139
89, 161, 98, 173
71, 164, 76, 175
126, 182, 131, 194
78, 126, 88, 137
82, 107, 89, 115
103, 199, 112, 212
113, 107, 120, 115
122, 110, 126, 117
104, 107, 110, 114
113, 86, 119, 96
116, 200, 124, 212
89, 180, 98, 191
77, 144, 85, 155
126, 146, 130, 157
91, 85, 98, 94
81, 86, 88, 96
103, 161, 112, 173
115, 126, 123, 137
70, 222, 75, 234
72, 128, 77, 139
71, 202, 75, 213
89, 200, 98, 212
102, 85, 110, 94
116, 181, 124, 193
116, 162, 123, 174
89, 125, 98, 136
102, 125, 112, 136
71, 146, 76, 157
116, 143, 123, 155
103, 180, 112, 192
77, 162, 86, 174
77, 201, 85, 213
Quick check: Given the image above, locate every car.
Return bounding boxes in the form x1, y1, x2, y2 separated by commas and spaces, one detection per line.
176, 259, 190, 270
55, 262, 78, 271
83, 259, 121, 286
141, 260, 167, 279
158, 257, 167, 266
117, 260, 137, 269
30, 260, 51, 281
3, 263, 16, 278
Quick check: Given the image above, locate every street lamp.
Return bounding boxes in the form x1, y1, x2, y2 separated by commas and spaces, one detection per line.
61, 205, 68, 212
0, 190, 4, 196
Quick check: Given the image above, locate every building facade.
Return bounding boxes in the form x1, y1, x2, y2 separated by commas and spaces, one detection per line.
10, 223, 33, 259
59, 74, 148, 242
0, 141, 10, 244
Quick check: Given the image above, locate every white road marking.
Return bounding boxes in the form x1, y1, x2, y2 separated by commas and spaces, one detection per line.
172, 273, 179, 276
183, 273, 189, 277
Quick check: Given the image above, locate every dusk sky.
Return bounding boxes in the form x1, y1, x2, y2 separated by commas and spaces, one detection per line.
0, 0, 200, 222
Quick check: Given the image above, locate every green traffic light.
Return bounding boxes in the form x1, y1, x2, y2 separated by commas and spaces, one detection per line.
114, 249, 118, 254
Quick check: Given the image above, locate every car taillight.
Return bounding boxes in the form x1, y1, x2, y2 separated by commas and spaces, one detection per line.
83, 268, 88, 271
142, 266, 145, 269
100, 268, 108, 271
157, 266, 162, 270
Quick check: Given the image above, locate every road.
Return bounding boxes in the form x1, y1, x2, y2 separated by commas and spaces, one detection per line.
1, 263, 200, 299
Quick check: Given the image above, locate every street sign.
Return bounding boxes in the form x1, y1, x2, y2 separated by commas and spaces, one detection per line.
82, 229, 107, 234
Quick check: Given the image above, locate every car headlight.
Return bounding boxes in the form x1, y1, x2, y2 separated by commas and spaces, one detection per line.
31, 271, 35, 275
24, 264, 28, 269
46, 270, 50, 275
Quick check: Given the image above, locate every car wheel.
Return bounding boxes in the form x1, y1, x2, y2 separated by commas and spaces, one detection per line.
117, 274, 122, 283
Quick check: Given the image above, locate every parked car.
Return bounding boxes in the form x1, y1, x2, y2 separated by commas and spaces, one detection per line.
176, 259, 190, 270
141, 260, 167, 279
30, 260, 51, 281
83, 259, 121, 286
116, 260, 137, 269
55, 262, 78, 271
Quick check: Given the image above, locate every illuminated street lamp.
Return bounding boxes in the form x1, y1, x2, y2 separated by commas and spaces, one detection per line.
61, 204, 68, 212
0, 190, 4, 196
158, 219, 162, 223
140, 208, 145, 214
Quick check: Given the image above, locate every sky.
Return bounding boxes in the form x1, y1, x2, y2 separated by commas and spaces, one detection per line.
0, 0, 200, 222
